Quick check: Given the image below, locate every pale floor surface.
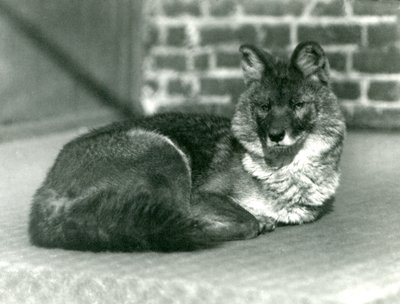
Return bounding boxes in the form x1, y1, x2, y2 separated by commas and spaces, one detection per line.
0, 129, 400, 304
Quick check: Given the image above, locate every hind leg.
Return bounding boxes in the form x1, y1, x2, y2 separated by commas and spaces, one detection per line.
190, 192, 275, 242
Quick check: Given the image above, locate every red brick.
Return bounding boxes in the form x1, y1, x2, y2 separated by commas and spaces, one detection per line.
311, 0, 345, 16
298, 25, 362, 45
353, 47, 400, 73
261, 25, 290, 48
216, 52, 240, 67
166, 26, 186, 46
194, 53, 209, 70
162, 0, 201, 16
368, 24, 398, 47
144, 24, 159, 49
326, 52, 347, 72
368, 81, 400, 101
200, 77, 245, 102
236, 25, 258, 45
200, 25, 257, 45
209, 0, 238, 16
332, 81, 360, 100
242, 0, 306, 16
200, 26, 235, 45
154, 54, 186, 71
168, 79, 192, 95
353, 0, 400, 16
144, 79, 159, 91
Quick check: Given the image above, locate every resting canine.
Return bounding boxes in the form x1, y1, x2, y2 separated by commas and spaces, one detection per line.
29, 41, 345, 252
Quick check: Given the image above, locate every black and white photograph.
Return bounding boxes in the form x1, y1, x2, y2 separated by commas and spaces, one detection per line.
0, 0, 399, 303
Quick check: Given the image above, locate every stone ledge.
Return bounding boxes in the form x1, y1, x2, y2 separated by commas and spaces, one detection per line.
342, 103, 400, 130
0, 109, 122, 143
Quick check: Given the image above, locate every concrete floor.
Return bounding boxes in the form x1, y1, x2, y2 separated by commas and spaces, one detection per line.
0, 129, 400, 303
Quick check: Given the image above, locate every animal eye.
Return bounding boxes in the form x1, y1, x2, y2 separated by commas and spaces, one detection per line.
259, 104, 271, 112
294, 102, 305, 109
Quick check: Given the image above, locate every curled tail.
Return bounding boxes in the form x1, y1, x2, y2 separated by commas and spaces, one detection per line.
29, 187, 261, 252
123, 195, 217, 252
29, 186, 219, 252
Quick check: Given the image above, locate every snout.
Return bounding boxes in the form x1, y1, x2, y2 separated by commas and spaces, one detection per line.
266, 128, 298, 147
268, 129, 285, 143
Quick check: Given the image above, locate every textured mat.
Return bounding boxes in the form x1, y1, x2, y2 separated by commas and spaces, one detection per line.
1, 129, 400, 304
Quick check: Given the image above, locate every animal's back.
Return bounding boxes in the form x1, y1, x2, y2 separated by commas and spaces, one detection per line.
28, 114, 208, 250
73, 113, 232, 183
28, 113, 243, 251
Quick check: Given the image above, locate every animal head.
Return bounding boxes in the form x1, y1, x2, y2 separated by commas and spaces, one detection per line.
232, 41, 345, 162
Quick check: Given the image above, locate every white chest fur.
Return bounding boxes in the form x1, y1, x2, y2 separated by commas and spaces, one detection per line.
234, 135, 340, 224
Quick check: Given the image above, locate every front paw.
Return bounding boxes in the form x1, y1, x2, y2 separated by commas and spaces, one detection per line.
257, 216, 276, 234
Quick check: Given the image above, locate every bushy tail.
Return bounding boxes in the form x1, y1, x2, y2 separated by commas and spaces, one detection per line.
30, 187, 260, 252
29, 188, 219, 252
125, 191, 262, 252
125, 197, 217, 252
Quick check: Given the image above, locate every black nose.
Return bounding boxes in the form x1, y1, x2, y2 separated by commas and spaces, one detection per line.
268, 130, 285, 143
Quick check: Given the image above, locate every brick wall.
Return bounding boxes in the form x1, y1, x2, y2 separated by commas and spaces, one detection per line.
143, 0, 400, 129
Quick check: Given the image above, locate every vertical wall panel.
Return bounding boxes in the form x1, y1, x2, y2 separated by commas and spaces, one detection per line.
0, 0, 143, 138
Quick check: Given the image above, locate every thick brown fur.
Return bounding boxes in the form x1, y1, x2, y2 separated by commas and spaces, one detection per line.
29, 41, 345, 252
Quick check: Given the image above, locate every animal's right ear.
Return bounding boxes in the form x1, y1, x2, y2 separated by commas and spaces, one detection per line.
239, 45, 270, 85
290, 41, 330, 84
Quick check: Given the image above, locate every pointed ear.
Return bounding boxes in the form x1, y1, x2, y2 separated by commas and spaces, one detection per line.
290, 41, 330, 84
239, 45, 272, 85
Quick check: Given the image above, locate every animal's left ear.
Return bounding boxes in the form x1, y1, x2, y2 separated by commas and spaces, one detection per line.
290, 41, 330, 84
